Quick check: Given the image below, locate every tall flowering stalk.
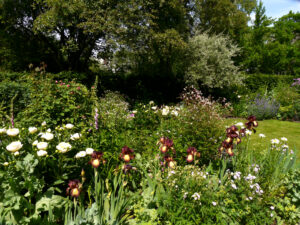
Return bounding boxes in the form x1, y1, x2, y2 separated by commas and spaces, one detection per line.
94, 108, 99, 130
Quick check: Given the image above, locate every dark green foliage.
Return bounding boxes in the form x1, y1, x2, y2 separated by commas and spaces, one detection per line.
244, 74, 295, 91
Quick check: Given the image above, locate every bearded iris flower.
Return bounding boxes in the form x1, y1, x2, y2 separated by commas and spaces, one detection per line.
158, 137, 174, 154
66, 179, 81, 198
119, 146, 135, 163
186, 147, 200, 163
245, 115, 258, 133
89, 151, 105, 168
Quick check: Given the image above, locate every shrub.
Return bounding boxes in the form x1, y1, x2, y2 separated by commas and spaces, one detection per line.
245, 74, 295, 92
159, 87, 224, 164
247, 94, 280, 120
185, 32, 243, 89
16, 73, 93, 127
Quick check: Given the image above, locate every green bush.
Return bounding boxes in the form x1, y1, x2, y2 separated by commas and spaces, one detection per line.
16, 73, 93, 127
159, 87, 224, 164
245, 74, 294, 92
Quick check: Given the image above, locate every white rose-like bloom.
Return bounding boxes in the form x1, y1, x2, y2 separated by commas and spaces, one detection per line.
86, 148, 94, 155
162, 107, 169, 116
6, 141, 23, 152
37, 150, 47, 157
6, 128, 20, 136
171, 110, 179, 116
70, 133, 81, 140
41, 121, 47, 126
32, 140, 39, 146
14, 151, 20, 156
259, 134, 266, 138
271, 139, 280, 144
28, 127, 38, 134
65, 123, 74, 129
56, 142, 72, 153
3, 162, 9, 166
75, 151, 87, 158
281, 137, 288, 142
0, 128, 7, 134
151, 106, 157, 110
40, 132, 54, 141
37, 142, 48, 150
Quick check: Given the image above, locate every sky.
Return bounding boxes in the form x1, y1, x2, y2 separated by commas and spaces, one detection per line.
260, 0, 300, 19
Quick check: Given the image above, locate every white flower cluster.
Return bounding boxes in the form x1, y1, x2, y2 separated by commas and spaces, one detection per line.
250, 183, 264, 195
160, 105, 181, 116
232, 171, 241, 180
252, 164, 260, 173
245, 174, 256, 182
191, 192, 201, 200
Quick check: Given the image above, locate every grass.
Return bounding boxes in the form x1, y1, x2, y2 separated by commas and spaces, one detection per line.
226, 119, 300, 160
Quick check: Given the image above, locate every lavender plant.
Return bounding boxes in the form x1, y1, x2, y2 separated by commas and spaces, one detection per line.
247, 94, 280, 120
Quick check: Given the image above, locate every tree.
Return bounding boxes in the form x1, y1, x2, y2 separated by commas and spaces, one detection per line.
185, 32, 242, 89
192, 0, 255, 44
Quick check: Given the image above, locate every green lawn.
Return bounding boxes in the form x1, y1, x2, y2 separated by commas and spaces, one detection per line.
226, 119, 300, 160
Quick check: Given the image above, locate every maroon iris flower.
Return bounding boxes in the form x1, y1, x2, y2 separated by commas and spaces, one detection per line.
89, 151, 104, 168
186, 147, 200, 163
245, 115, 258, 133
66, 179, 81, 197
119, 146, 135, 163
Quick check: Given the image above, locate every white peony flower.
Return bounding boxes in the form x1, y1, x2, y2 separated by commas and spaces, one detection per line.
151, 106, 157, 110
37, 150, 47, 157
86, 148, 94, 155
40, 132, 54, 141
259, 134, 266, 138
0, 128, 7, 134
56, 142, 72, 153
28, 127, 38, 134
47, 128, 51, 132
70, 133, 81, 140
41, 121, 47, 126
65, 123, 74, 129
75, 151, 87, 158
14, 151, 20, 156
171, 110, 179, 116
6, 141, 23, 152
162, 107, 169, 116
32, 140, 38, 146
3, 162, 9, 166
6, 128, 20, 136
271, 139, 280, 144
212, 202, 217, 206
281, 137, 287, 142
37, 142, 48, 150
